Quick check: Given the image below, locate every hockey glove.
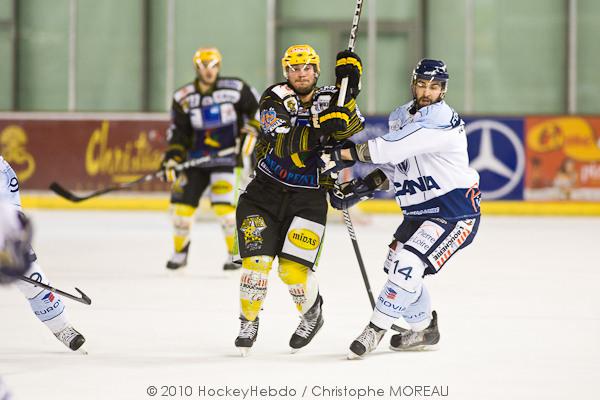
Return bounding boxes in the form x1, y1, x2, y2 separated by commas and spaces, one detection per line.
239, 120, 260, 157
335, 50, 363, 98
320, 140, 357, 174
0, 210, 33, 285
328, 178, 375, 210
316, 105, 350, 137
160, 146, 186, 183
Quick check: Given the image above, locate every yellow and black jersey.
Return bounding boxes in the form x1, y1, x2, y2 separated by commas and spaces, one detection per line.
255, 82, 364, 190
167, 76, 260, 168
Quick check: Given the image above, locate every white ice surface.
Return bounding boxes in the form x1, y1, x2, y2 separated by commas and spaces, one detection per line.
1, 211, 599, 400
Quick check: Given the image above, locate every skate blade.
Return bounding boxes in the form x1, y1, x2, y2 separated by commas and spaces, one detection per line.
347, 351, 363, 360
389, 344, 438, 352
76, 346, 89, 355
238, 347, 252, 357
290, 347, 300, 354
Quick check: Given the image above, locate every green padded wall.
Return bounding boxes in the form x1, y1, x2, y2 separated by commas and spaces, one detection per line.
2, 0, 598, 114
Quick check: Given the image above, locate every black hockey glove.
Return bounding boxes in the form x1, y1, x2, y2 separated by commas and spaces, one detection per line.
328, 178, 375, 210
335, 50, 362, 98
320, 140, 357, 174
316, 105, 351, 137
160, 146, 186, 183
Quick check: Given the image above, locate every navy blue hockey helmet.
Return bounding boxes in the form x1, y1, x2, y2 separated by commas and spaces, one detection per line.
412, 59, 449, 97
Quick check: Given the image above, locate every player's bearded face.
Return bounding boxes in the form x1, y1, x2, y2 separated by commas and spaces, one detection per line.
414, 79, 444, 109
287, 64, 318, 95
196, 60, 220, 85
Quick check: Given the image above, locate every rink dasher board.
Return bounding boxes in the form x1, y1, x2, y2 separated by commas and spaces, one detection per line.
21, 193, 600, 216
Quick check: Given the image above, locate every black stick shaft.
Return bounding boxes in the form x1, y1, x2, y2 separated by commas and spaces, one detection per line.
342, 208, 404, 333
342, 208, 375, 308
50, 147, 235, 203
337, 0, 365, 107
17, 275, 91, 305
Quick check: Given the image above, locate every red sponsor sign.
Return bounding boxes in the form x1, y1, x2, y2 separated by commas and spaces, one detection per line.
525, 116, 600, 201
0, 116, 170, 192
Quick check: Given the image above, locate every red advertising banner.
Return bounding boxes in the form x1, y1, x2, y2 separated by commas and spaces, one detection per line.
525, 116, 600, 200
0, 116, 170, 192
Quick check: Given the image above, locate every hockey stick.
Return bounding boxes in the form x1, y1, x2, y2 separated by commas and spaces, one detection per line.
336, 0, 404, 333
336, 0, 364, 107
17, 275, 92, 305
50, 147, 236, 202
342, 207, 404, 333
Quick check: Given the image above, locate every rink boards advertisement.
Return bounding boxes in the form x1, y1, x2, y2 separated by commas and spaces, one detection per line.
0, 114, 599, 202
0, 116, 170, 193
352, 115, 600, 202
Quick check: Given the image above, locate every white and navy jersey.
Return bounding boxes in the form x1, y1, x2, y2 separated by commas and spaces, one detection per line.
367, 100, 480, 221
0, 156, 21, 209
168, 77, 260, 168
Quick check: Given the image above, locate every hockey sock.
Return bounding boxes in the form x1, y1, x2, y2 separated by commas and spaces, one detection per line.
278, 258, 318, 314
213, 204, 236, 255
14, 260, 69, 333
240, 256, 273, 321
402, 284, 432, 332
171, 204, 196, 252
370, 249, 426, 330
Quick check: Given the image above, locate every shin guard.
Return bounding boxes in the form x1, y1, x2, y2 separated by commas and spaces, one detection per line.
240, 256, 273, 321
278, 258, 319, 315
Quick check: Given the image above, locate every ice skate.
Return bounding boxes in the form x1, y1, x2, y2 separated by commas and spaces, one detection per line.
222, 256, 240, 271
389, 311, 440, 351
166, 243, 189, 270
235, 316, 259, 357
347, 323, 386, 360
289, 295, 324, 352
54, 325, 87, 354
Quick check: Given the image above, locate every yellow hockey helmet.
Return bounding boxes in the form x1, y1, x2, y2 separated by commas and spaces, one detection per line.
193, 47, 222, 70
281, 44, 320, 79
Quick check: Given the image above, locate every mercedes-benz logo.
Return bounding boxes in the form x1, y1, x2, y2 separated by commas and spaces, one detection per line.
466, 120, 525, 199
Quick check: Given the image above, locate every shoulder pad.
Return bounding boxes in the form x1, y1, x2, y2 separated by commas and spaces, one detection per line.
416, 101, 461, 129
173, 83, 195, 103
270, 83, 296, 99
388, 101, 412, 132
216, 78, 243, 91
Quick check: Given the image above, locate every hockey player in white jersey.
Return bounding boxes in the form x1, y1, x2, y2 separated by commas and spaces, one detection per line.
0, 198, 28, 400
326, 59, 481, 359
1, 156, 86, 352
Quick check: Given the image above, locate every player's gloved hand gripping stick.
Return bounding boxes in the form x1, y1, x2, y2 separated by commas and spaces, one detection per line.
50, 147, 235, 203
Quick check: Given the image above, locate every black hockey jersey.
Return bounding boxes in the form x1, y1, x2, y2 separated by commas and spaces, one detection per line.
254, 82, 364, 190
167, 77, 259, 168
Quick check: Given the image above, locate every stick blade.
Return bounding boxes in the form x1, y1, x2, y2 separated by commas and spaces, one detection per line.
75, 288, 92, 305
49, 182, 84, 202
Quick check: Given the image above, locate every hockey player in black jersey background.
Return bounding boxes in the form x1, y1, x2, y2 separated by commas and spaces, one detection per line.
161, 47, 261, 271
234, 44, 364, 355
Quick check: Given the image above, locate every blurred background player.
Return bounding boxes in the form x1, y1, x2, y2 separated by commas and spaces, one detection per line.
161, 47, 260, 271
234, 44, 364, 355
0, 156, 86, 352
327, 59, 481, 359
